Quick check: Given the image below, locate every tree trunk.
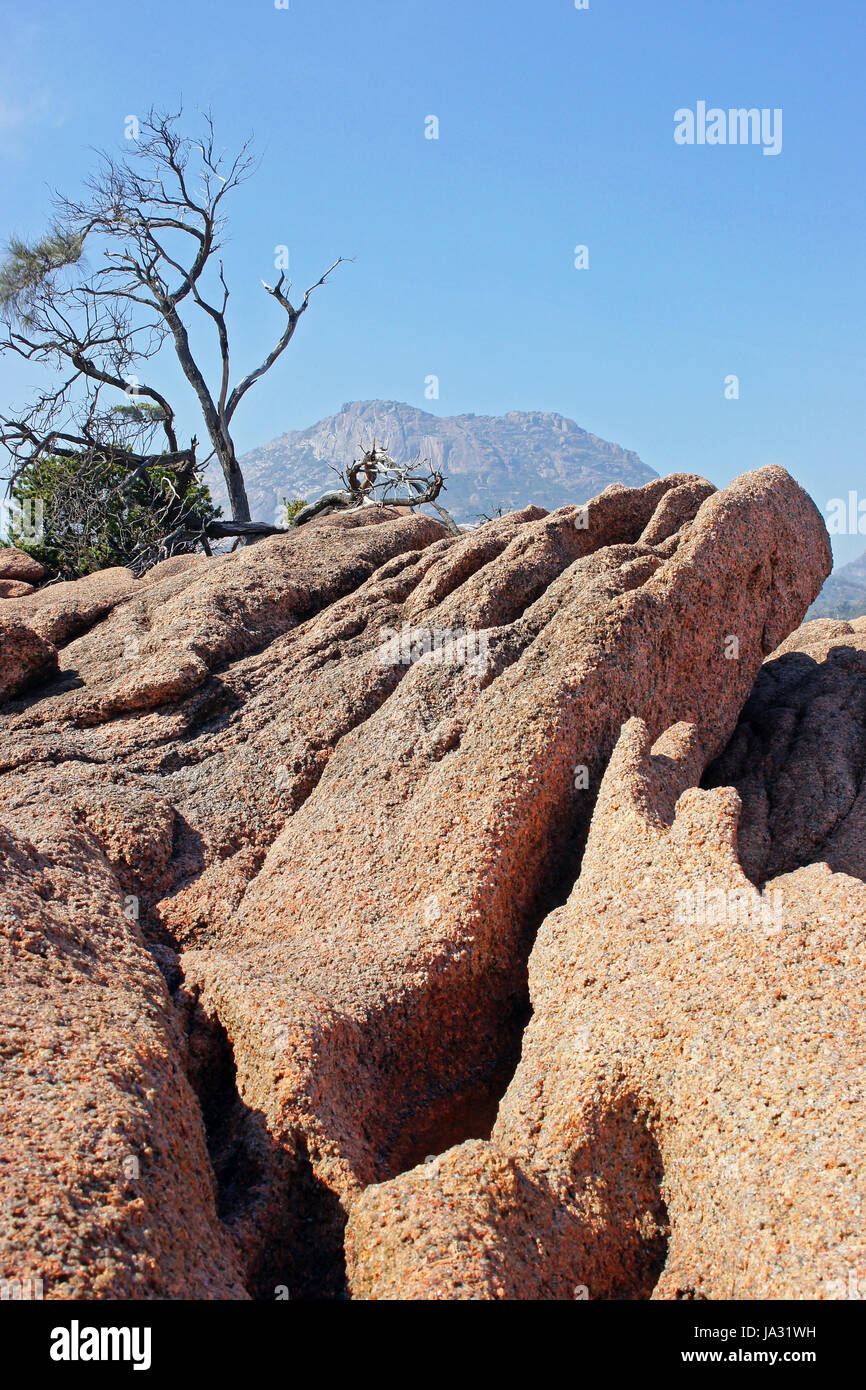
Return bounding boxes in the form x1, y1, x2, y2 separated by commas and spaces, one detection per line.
218, 444, 252, 524
205, 519, 283, 540
408, 479, 461, 535
162, 305, 252, 525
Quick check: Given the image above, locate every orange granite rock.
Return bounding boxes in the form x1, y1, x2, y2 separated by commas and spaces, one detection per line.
346, 626, 866, 1300
0, 806, 247, 1298
0, 471, 842, 1300
0, 547, 46, 585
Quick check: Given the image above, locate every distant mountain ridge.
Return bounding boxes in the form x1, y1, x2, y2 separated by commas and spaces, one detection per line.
231, 400, 657, 526
807, 548, 866, 621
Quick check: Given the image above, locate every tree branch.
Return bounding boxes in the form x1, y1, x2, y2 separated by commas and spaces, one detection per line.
224, 257, 348, 423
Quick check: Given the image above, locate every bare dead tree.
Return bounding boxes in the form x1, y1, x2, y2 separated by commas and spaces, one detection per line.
291, 442, 461, 534
0, 106, 346, 540
476, 504, 508, 524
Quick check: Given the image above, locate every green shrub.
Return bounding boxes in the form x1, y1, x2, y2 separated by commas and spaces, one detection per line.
9, 451, 220, 578
280, 496, 309, 525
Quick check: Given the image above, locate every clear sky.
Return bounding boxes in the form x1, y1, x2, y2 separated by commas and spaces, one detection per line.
1, 0, 863, 561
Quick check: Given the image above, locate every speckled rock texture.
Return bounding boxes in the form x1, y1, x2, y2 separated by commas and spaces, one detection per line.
346, 628, 866, 1301
704, 615, 866, 885
0, 470, 843, 1300
0, 508, 445, 1299
0, 547, 46, 584
180, 465, 828, 1213
0, 805, 247, 1298
0, 579, 35, 599
0, 568, 137, 702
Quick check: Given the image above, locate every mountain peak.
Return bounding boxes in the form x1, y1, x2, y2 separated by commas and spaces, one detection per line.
236, 401, 656, 525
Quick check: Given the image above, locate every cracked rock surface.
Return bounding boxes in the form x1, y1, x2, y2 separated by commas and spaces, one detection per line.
346, 704, 865, 1299
2, 469, 851, 1300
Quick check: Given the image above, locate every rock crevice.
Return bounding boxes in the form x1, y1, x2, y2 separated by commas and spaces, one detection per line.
2, 467, 850, 1301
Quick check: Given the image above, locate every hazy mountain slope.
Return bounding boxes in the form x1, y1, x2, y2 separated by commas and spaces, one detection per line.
230, 400, 657, 525
807, 548, 866, 620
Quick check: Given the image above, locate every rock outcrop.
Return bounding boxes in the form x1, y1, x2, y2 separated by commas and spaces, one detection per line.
0, 547, 46, 585
346, 703, 866, 1299
704, 617, 866, 885
0, 568, 137, 703
2, 467, 852, 1302
0, 807, 247, 1299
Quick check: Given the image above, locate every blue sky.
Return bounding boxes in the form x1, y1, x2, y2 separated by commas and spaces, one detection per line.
1, 0, 863, 561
